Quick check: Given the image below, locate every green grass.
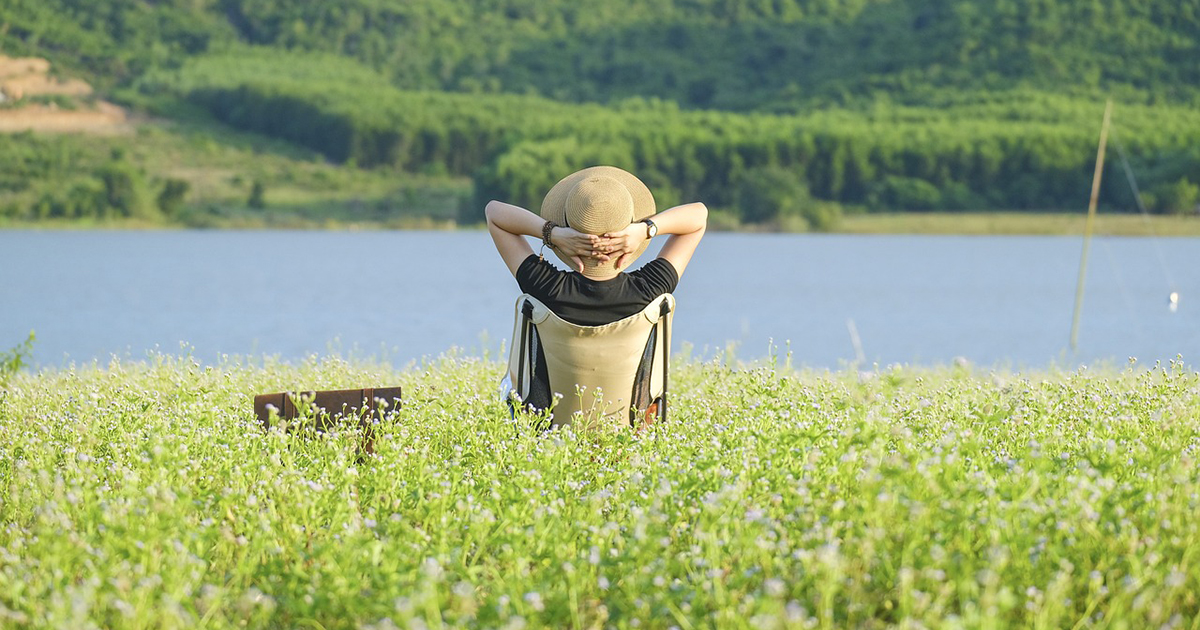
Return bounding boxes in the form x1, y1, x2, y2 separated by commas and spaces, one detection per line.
0, 121, 470, 228
2, 352, 1199, 628
118, 122, 470, 227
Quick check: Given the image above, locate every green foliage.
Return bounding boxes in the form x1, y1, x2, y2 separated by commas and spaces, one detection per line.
0, 0, 237, 85
0, 136, 176, 220
156, 178, 190, 217
0, 120, 466, 227
735, 166, 806, 223
870, 176, 943, 211
4, 1, 1200, 224
732, 165, 841, 230
1152, 178, 1200, 215
157, 58, 1200, 221
6, 0, 1200, 108
0, 331, 34, 384
0, 133, 82, 195
248, 179, 266, 209
95, 157, 156, 220
42, 178, 106, 219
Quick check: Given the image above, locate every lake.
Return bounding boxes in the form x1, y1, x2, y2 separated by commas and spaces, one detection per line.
1, 230, 1196, 371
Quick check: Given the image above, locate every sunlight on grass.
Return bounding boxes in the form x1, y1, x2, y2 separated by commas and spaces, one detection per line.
2, 353, 1198, 627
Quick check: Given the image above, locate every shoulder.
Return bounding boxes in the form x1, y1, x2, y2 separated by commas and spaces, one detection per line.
629, 258, 679, 284
517, 255, 568, 294
627, 258, 679, 295
515, 254, 543, 278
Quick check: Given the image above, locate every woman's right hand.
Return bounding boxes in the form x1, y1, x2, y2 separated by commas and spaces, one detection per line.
551, 226, 604, 272
596, 222, 648, 270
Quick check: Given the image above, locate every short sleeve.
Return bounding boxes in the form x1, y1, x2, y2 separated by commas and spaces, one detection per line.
628, 258, 679, 298
515, 254, 563, 301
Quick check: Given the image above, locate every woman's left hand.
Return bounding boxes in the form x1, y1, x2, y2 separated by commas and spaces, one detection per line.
596, 223, 648, 270
550, 226, 603, 272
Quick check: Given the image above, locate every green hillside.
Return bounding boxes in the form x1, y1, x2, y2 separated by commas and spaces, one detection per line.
1, 0, 1198, 228
6, 0, 1199, 108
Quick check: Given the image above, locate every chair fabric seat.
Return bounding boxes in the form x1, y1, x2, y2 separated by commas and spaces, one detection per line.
506, 293, 674, 429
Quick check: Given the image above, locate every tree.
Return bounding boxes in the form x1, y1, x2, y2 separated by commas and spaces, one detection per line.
734, 165, 840, 230
156, 178, 190, 217
96, 159, 155, 219
1156, 178, 1199, 215
248, 179, 266, 209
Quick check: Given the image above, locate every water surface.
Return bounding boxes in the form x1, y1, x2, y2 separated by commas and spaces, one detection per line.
2, 230, 1196, 370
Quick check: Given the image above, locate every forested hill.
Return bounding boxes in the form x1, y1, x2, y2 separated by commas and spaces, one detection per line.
3, 0, 1199, 111
2, 1, 1199, 227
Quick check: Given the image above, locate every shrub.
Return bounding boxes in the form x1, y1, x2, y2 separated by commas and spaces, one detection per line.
734, 166, 811, 224
248, 179, 267, 209
870, 175, 943, 211
96, 160, 156, 219
60, 179, 107, 218
157, 178, 190, 217
733, 165, 840, 230
1154, 177, 1200, 215
0, 331, 34, 384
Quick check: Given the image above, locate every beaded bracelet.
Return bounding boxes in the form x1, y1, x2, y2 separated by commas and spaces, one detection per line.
541, 220, 557, 253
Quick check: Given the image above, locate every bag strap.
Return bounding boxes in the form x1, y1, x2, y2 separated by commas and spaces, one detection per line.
659, 298, 671, 424
516, 299, 534, 398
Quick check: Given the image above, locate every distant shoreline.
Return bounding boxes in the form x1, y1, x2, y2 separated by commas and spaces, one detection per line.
4, 212, 1200, 237
836, 212, 1200, 237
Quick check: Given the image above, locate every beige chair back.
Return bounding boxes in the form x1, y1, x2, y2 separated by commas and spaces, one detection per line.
506, 293, 674, 429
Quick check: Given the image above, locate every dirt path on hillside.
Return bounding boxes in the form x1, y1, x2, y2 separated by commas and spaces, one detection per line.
0, 55, 134, 134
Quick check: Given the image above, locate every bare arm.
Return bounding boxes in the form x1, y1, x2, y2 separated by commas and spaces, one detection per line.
484, 200, 605, 275
596, 202, 708, 277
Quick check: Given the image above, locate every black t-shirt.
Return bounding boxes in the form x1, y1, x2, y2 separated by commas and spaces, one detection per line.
515, 254, 679, 326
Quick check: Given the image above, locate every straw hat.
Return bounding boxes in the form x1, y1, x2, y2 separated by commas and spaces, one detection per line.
540, 166, 656, 274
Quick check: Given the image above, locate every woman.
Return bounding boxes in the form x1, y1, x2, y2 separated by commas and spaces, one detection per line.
487, 166, 707, 428
485, 166, 707, 324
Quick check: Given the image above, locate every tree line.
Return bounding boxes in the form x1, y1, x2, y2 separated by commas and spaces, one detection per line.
164, 58, 1200, 227
2, 0, 1198, 225
3, 0, 1198, 108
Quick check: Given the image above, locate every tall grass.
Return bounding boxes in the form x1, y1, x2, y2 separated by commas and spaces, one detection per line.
2, 353, 1198, 628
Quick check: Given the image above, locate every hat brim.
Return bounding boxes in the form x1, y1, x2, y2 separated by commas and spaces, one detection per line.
540, 166, 656, 274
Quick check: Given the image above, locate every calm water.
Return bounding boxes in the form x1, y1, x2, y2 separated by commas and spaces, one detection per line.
1, 230, 1197, 370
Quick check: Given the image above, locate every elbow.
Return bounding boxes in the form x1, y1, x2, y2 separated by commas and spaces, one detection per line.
484, 200, 501, 226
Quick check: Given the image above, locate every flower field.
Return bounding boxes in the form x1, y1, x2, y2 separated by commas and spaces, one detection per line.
2, 353, 1199, 628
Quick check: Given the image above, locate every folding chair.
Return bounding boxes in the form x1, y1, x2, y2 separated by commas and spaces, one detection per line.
506, 293, 674, 429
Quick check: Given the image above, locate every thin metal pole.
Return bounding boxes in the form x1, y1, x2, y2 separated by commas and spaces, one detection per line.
1070, 99, 1113, 352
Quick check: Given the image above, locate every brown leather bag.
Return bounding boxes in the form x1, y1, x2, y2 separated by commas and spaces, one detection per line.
254, 386, 402, 455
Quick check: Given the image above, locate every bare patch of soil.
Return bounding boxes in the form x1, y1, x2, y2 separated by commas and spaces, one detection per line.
0, 55, 133, 134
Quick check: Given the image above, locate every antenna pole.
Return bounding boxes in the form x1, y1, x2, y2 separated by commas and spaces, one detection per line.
1070, 99, 1113, 352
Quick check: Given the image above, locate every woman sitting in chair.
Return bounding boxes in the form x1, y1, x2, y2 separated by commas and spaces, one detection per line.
486, 166, 707, 429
